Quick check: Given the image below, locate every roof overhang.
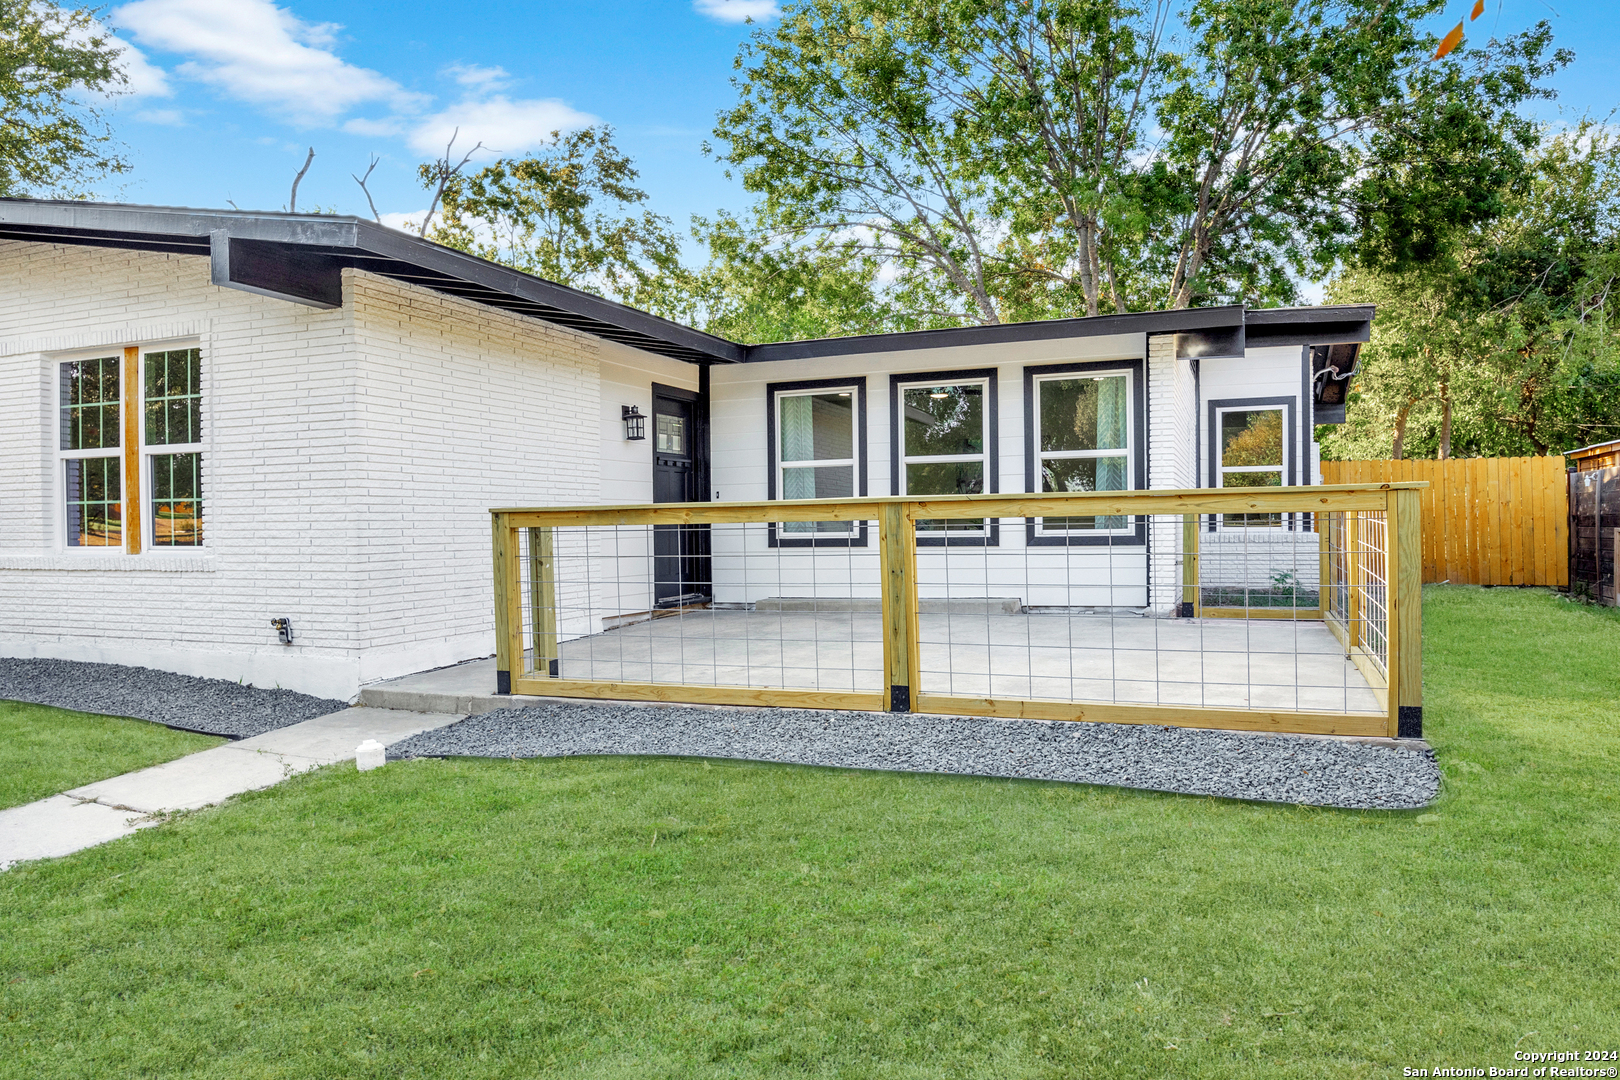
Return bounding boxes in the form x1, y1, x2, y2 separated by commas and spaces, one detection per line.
0, 199, 1373, 368
0, 199, 742, 364
741, 305, 1251, 362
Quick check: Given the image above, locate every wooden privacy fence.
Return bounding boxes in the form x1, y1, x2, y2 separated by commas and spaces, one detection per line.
1321, 457, 1567, 587
491, 484, 1425, 740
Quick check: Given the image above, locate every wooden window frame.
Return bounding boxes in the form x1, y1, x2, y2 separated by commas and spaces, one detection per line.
53, 342, 205, 555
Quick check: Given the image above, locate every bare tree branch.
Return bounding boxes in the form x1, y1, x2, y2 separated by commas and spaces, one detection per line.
352, 155, 382, 223
288, 147, 315, 213
419, 129, 484, 238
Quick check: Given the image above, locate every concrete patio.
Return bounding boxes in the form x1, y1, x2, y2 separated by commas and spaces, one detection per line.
507, 609, 1383, 714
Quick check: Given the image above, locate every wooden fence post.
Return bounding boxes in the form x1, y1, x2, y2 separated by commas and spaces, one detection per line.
528, 526, 558, 677
1389, 487, 1424, 737
1318, 515, 1331, 617
1181, 513, 1200, 617
880, 503, 918, 712
1347, 511, 1362, 648
492, 513, 515, 694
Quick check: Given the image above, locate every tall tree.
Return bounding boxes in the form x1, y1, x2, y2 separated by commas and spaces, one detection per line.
712, 0, 1566, 322
1323, 122, 1620, 460
646, 212, 900, 343
423, 127, 683, 310
0, 0, 128, 196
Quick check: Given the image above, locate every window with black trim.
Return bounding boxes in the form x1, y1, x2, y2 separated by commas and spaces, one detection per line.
1025, 362, 1141, 543
767, 378, 867, 546
891, 369, 996, 542
1209, 400, 1291, 528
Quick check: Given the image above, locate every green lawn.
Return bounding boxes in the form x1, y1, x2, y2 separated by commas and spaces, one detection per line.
1, 587, 1616, 1078
0, 701, 223, 811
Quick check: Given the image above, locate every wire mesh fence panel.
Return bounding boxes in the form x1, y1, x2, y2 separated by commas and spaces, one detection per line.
913, 510, 1384, 716
495, 484, 1415, 733
516, 520, 883, 692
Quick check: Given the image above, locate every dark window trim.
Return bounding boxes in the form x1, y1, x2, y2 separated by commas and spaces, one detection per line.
766, 376, 869, 548
890, 367, 1000, 547
1023, 358, 1147, 548
1206, 395, 1297, 531
1298, 348, 1313, 488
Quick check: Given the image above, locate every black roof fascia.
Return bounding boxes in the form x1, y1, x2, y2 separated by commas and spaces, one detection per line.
1244, 305, 1373, 348
0, 198, 742, 365
740, 305, 1246, 363
0, 199, 1374, 365
346, 219, 741, 362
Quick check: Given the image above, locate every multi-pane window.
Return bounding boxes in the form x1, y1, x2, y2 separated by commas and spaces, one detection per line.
776, 387, 857, 535
56, 346, 203, 552
144, 348, 204, 547
1033, 372, 1132, 533
1217, 407, 1284, 527
898, 379, 989, 535
59, 357, 123, 547
655, 412, 686, 455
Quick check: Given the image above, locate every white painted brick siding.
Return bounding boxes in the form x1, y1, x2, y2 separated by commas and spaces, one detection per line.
0, 243, 604, 697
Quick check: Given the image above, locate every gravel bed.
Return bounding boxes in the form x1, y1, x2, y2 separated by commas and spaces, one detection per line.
0, 657, 349, 738
390, 702, 1441, 810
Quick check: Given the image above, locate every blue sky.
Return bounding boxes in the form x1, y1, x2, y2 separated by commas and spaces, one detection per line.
95, 0, 1620, 238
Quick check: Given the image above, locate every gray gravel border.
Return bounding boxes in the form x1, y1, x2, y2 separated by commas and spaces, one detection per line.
0, 657, 349, 738
390, 702, 1441, 809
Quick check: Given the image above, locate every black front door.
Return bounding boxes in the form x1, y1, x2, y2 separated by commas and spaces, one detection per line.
652, 391, 711, 606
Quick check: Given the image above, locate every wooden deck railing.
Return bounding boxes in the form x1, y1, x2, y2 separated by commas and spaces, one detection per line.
491, 484, 1425, 740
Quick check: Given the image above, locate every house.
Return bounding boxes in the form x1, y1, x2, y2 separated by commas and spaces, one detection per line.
0, 200, 1370, 701
1568, 439, 1620, 473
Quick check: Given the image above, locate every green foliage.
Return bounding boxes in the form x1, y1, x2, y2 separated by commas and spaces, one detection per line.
710, 0, 1565, 323
422, 127, 684, 311
3, 588, 1618, 1076
1323, 121, 1620, 460
638, 211, 906, 343
0, 0, 128, 196
0, 700, 221, 810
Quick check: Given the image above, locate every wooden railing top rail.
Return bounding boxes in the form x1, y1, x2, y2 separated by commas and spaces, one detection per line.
491, 482, 1428, 527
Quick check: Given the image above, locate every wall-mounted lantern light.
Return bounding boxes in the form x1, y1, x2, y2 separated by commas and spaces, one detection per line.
622, 405, 646, 441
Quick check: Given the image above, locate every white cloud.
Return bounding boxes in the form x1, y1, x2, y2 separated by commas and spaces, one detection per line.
60, 13, 170, 98
342, 116, 404, 137
407, 96, 597, 157
110, 36, 172, 97
693, 0, 780, 23
134, 107, 185, 125
113, 0, 423, 124
445, 63, 510, 90
377, 210, 424, 233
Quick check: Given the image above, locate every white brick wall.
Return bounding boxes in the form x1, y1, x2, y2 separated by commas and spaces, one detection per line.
0, 243, 606, 698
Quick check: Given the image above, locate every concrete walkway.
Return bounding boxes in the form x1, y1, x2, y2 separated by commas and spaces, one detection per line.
0, 706, 459, 870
